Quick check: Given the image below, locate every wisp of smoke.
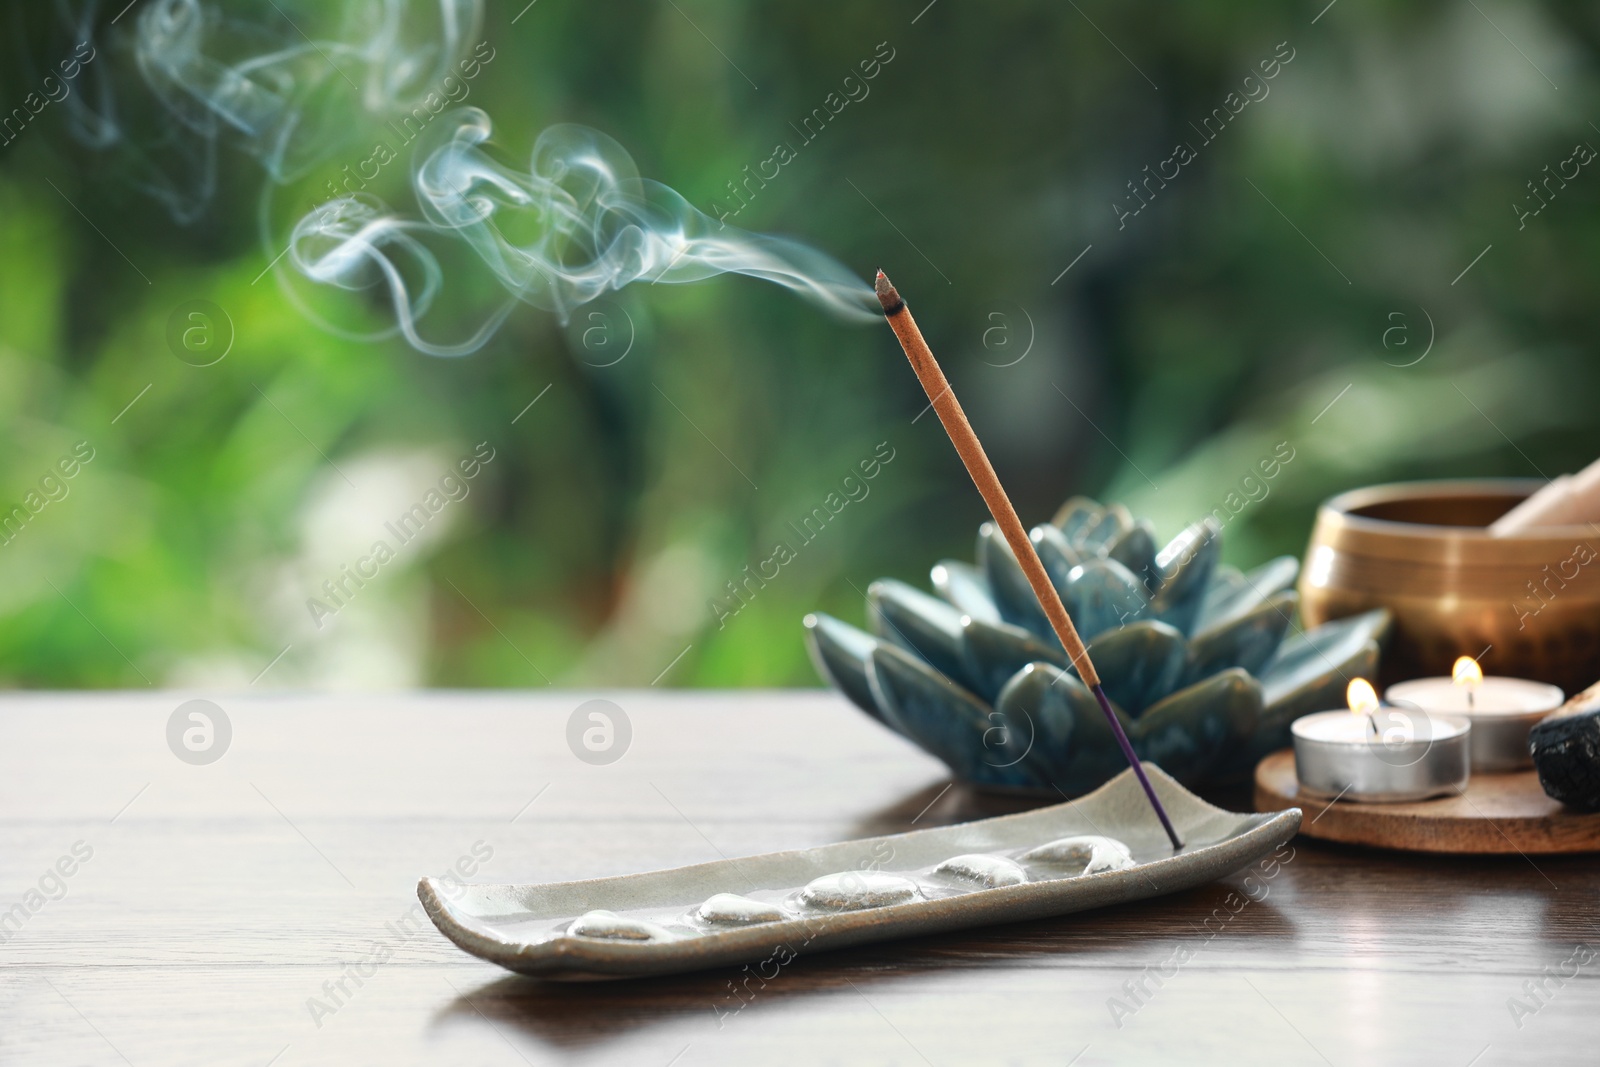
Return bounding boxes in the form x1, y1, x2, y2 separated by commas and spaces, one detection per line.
289, 109, 877, 356
60, 0, 480, 222
132, 0, 480, 184
52, 0, 876, 353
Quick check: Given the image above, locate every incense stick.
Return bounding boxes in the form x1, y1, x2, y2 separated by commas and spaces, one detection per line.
875, 270, 1183, 850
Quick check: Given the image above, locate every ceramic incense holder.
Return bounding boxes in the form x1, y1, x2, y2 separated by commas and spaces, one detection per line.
420, 765, 1300, 980
806, 495, 1390, 795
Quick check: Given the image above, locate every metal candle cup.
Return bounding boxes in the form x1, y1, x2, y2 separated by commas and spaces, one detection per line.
1291, 708, 1471, 803
1385, 676, 1563, 773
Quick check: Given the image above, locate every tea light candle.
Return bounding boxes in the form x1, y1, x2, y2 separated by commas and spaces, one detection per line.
1292, 679, 1471, 802
1386, 657, 1563, 772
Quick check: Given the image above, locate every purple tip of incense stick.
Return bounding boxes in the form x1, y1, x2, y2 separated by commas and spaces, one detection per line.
1090, 682, 1184, 850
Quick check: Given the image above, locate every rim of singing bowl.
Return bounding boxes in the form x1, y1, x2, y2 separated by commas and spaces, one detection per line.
1309, 479, 1600, 570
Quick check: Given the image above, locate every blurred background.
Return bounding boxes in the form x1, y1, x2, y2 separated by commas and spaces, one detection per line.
1, 0, 1595, 690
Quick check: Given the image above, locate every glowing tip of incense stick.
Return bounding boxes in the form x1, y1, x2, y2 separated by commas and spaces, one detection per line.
873, 270, 903, 314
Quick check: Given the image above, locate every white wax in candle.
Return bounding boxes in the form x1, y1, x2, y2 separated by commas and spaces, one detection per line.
1294, 713, 1384, 743
1385, 677, 1563, 717
1291, 709, 1467, 745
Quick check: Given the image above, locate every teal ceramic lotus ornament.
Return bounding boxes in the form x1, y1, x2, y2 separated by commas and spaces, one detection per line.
805, 497, 1390, 794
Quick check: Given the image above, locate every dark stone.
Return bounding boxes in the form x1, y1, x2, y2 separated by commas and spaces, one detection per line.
1531, 691, 1600, 812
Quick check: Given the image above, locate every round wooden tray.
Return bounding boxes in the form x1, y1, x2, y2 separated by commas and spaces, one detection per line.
1253, 749, 1600, 854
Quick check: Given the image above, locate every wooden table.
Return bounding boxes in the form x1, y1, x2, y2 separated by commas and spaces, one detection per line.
3, 691, 1597, 1065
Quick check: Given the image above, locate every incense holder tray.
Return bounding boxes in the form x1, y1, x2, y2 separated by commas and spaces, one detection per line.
806, 496, 1391, 795
419, 765, 1300, 981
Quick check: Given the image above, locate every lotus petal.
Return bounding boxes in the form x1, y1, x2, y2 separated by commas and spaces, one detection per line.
1258, 608, 1392, 706
931, 559, 1001, 624
1149, 518, 1221, 635
1185, 591, 1298, 686
867, 644, 1044, 788
1063, 558, 1150, 641
978, 522, 1051, 638
1243, 555, 1301, 599
803, 613, 891, 727
995, 662, 1127, 795
1052, 496, 1103, 541
1265, 637, 1378, 730
1078, 503, 1133, 554
1106, 521, 1158, 586
1133, 668, 1261, 786
1030, 524, 1083, 601
866, 579, 972, 692
1085, 619, 1187, 715
1212, 608, 1391, 779
1196, 564, 1246, 629
960, 615, 1069, 704
1195, 556, 1300, 633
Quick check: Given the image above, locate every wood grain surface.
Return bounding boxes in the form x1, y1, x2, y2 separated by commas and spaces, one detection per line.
1254, 750, 1600, 855
3, 691, 1598, 1066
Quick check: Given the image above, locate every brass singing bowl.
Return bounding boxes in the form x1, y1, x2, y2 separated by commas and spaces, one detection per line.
1299, 479, 1600, 693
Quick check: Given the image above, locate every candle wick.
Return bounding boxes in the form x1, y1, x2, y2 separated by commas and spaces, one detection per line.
1367, 713, 1378, 739
1467, 688, 1475, 709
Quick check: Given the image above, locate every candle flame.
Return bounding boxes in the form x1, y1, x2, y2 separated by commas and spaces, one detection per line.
1346, 678, 1379, 715
1452, 656, 1483, 687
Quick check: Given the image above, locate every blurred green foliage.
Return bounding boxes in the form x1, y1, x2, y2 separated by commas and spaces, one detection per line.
1, 0, 1597, 689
